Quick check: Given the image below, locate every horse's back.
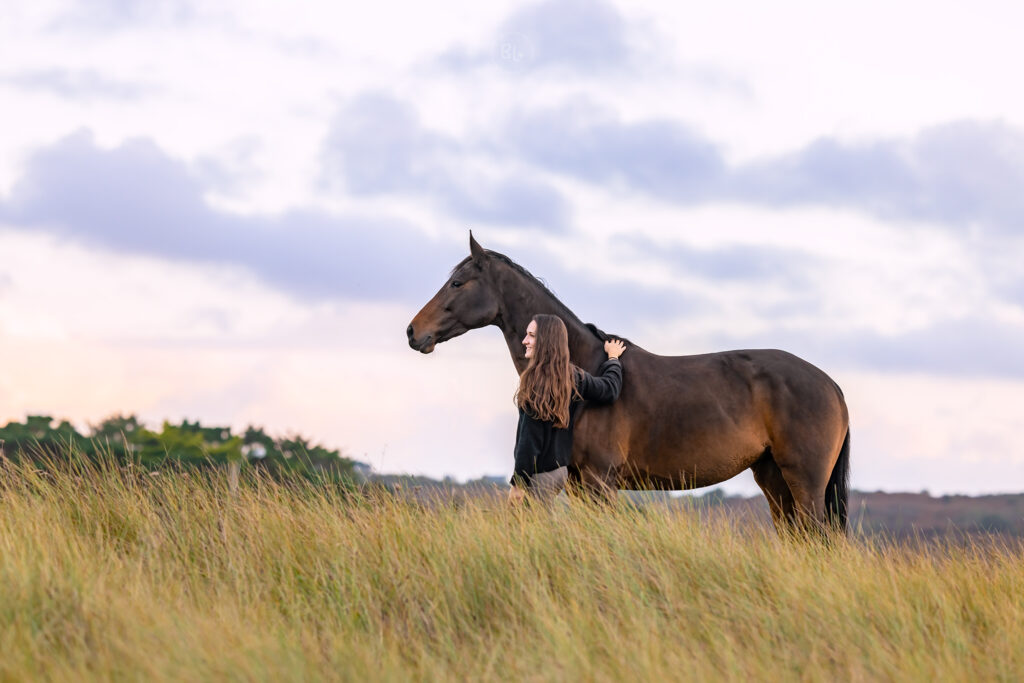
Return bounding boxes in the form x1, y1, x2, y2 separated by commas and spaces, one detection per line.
637, 348, 842, 404
644, 347, 847, 435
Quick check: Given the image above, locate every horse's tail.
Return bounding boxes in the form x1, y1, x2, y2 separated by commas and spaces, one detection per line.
824, 428, 850, 533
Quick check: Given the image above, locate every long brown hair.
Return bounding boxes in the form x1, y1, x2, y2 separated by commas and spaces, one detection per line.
515, 314, 580, 428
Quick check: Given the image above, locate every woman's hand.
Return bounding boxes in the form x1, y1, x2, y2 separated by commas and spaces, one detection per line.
604, 339, 626, 360
508, 485, 528, 506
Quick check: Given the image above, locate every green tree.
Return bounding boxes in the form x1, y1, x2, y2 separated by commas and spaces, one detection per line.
0, 415, 85, 461
1, 413, 358, 483
86, 414, 144, 459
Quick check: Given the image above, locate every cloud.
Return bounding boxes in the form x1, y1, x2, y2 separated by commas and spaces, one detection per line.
433, 0, 751, 99
996, 277, 1024, 310
321, 94, 444, 195
0, 128, 712, 319
711, 317, 1024, 380
468, 240, 705, 336
439, 0, 633, 74
612, 234, 815, 286
506, 101, 725, 200
50, 0, 194, 30
193, 137, 265, 195
496, 0, 631, 72
320, 91, 1024, 239
3, 131, 1020, 381
489, 239, 1024, 380
2, 68, 152, 100
320, 93, 569, 229
0, 130, 459, 302
732, 121, 1024, 232
439, 177, 569, 227
500, 105, 1024, 234
837, 318, 1024, 378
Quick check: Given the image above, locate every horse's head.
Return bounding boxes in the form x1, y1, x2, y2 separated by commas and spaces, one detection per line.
407, 233, 501, 353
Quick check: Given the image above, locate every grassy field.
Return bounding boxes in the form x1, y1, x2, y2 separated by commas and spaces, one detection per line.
0, 458, 1021, 681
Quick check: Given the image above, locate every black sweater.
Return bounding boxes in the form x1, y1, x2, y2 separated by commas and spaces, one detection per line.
511, 358, 623, 486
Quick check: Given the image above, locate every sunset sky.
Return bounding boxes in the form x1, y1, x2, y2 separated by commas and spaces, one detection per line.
2, 0, 1023, 494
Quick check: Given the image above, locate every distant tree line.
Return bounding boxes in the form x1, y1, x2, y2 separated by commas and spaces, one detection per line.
0, 414, 368, 482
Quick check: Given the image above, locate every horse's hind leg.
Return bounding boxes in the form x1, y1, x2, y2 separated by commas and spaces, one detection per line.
750, 456, 796, 531
772, 449, 832, 533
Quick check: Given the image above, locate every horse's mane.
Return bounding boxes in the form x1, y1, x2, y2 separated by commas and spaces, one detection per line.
452, 250, 632, 346
583, 323, 632, 346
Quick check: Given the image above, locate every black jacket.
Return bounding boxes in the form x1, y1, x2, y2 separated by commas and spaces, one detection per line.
511, 358, 623, 486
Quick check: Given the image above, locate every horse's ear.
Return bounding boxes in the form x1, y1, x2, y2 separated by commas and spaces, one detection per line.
469, 231, 488, 268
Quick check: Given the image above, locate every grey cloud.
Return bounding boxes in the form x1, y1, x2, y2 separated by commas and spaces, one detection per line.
439, 0, 632, 74
2, 69, 152, 100
611, 234, 815, 287
318, 91, 1023, 327
320, 91, 1024, 236
710, 317, 1024, 379
506, 102, 725, 200
50, 0, 193, 30
477, 242, 705, 335
486, 239, 1024, 380
502, 106, 1024, 234
6, 130, 1016, 380
439, 177, 567, 227
550, 272, 702, 335
3, 131, 210, 256
498, 0, 631, 71
998, 278, 1024, 310
321, 94, 445, 194
321, 93, 569, 230
733, 121, 1024, 232
0, 130, 459, 302
194, 137, 264, 195
732, 139, 917, 213
837, 318, 1024, 378
961, 239, 1024, 313
442, 235, 1024, 378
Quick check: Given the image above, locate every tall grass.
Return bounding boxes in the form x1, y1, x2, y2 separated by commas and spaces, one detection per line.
0, 456, 1020, 681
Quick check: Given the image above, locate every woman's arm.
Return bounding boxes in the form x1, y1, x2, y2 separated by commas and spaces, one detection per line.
577, 339, 626, 403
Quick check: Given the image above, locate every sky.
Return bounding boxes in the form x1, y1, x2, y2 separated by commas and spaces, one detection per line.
1, 0, 1023, 495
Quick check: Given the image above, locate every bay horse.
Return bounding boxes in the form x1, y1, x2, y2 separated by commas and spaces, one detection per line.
407, 234, 850, 533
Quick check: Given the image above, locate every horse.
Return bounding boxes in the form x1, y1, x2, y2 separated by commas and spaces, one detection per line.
407, 234, 851, 533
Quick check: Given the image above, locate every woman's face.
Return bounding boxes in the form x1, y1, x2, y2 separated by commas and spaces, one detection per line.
522, 320, 537, 359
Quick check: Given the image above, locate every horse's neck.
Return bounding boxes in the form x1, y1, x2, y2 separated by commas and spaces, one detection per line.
494, 267, 605, 374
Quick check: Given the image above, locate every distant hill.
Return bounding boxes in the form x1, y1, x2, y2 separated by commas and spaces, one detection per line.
848, 491, 1024, 539
369, 473, 1024, 540
651, 490, 1024, 540
690, 490, 1024, 539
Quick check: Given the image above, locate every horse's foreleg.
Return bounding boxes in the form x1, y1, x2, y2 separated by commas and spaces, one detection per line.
567, 465, 618, 506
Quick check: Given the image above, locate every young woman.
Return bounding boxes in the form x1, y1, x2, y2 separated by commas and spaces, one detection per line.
509, 314, 626, 505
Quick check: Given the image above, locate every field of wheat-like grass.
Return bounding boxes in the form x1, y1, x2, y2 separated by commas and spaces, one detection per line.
0, 457, 1020, 681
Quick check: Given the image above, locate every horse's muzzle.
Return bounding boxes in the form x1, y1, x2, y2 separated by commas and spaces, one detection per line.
406, 325, 436, 353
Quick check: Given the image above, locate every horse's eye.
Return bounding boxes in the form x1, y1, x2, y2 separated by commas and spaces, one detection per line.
451, 280, 463, 288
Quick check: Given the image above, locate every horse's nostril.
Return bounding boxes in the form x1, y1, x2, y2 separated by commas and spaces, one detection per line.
406, 325, 414, 340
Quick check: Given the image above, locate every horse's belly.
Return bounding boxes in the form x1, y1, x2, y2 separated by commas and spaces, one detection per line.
575, 412, 766, 489
620, 451, 755, 489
